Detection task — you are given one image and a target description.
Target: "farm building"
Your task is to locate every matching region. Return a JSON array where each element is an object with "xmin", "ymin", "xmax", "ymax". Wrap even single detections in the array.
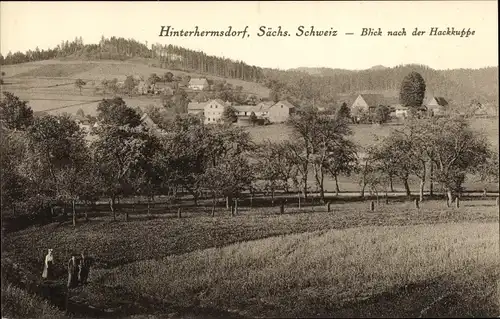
[
  {"xmin": 424, "ymin": 96, "xmax": 448, "ymax": 116},
  {"xmin": 189, "ymin": 78, "xmax": 209, "ymax": 91},
  {"xmin": 268, "ymin": 100, "xmax": 296, "ymax": 123},
  {"xmin": 233, "ymin": 101, "xmax": 273, "ymax": 118},
  {"xmin": 187, "ymin": 102, "xmax": 207, "ymax": 116}
]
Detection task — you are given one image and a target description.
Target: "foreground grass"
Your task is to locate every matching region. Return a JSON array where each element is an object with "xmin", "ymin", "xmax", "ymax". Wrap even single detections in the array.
[
  {"xmin": 3, "ymin": 200, "xmax": 497, "ymax": 275},
  {"xmin": 1, "ymin": 281, "xmax": 67, "ymax": 319},
  {"xmin": 97, "ymin": 222, "xmax": 499, "ymax": 318}
]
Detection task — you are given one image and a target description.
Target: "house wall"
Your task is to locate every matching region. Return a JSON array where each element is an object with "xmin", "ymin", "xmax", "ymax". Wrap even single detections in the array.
[
  {"xmin": 268, "ymin": 102, "xmax": 293, "ymax": 123},
  {"xmin": 204, "ymin": 100, "xmax": 225, "ymax": 124},
  {"xmin": 351, "ymin": 95, "xmax": 369, "ymax": 115},
  {"xmin": 394, "ymin": 109, "xmax": 408, "ymax": 118},
  {"xmin": 189, "ymin": 82, "xmax": 208, "ymax": 91}
]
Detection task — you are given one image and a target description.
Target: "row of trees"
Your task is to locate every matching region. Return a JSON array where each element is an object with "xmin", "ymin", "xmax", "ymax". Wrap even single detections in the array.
[{"xmin": 2, "ymin": 91, "xmax": 497, "ymax": 226}]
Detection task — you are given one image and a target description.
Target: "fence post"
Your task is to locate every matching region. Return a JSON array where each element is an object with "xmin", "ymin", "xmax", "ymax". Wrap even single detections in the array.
[
  {"xmin": 234, "ymin": 199, "xmax": 238, "ymax": 215},
  {"xmin": 177, "ymin": 207, "xmax": 182, "ymax": 219},
  {"xmin": 414, "ymin": 198, "xmax": 420, "ymax": 209},
  {"xmin": 370, "ymin": 201, "xmax": 375, "ymax": 211},
  {"xmin": 280, "ymin": 201, "xmax": 285, "ymax": 215}
]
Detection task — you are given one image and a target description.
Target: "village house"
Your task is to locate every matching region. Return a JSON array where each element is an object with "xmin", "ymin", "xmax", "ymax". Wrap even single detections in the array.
[
  {"xmin": 204, "ymin": 99, "xmax": 231, "ymax": 124},
  {"xmin": 187, "ymin": 101, "xmax": 207, "ymax": 116},
  {"xmin": 351, "ymin": 94, "xmax": 395, "ymax": 114},
  {"xmin": 424, "ymin": 96, "xmax": 448, "ymax": 116},
  {"xmin": 267, "ymin": 100, "xmax": 296, "ymax": 123},
  {"xmin": 188, "ymin": 78, "xmax": 209, "ymax": 91}
]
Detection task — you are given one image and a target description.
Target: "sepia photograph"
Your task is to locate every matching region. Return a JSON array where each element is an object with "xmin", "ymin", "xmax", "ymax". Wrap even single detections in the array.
[{"xmin": 0, "ymin": 1, "xmax": 498, "ymax": 318}]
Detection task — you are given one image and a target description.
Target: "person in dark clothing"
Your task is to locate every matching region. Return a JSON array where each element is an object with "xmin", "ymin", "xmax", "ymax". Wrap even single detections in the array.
[
  {"xmin": 78, "ymin": 250, "xmax": 93, "ymax": 285},
  {"xmin": 67, "ymin": 254, "xmax": 79, "ymax": 289}
]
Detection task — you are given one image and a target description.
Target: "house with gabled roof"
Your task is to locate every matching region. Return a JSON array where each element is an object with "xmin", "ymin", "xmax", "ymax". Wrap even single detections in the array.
[
  {"xmin": 424, "ymin": 95, "xmax": 448, "ymax": 116},
  {"xmin": 187, "ymin": 101, "xmax": 207, "ymax": 116},
  {"xmin": 189, "ymin": 78, "xmax": 209, "ymax": 91},
  {"xmin": 268, "ymin": 100, "xmax": 296, "ymax": 123}
]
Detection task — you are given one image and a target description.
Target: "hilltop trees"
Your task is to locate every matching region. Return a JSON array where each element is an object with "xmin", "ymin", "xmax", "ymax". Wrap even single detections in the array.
[
  {"xmin": 0, "ymin": 92, "xmax": 34, "ymax": 130},
  {"xmin": 399, "ymin": 71, "xmax": 426, "ymax": 109}
]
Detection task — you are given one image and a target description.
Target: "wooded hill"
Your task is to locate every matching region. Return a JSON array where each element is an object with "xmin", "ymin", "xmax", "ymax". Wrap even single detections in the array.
[{"xmin": 1, "ymin": 36, "xmax": 497, "ymax": 110}]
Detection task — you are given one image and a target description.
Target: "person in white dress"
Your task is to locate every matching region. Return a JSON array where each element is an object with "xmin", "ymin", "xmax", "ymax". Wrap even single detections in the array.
[{"xmin": 41, "ymin": 249, "xmax": 54, "ymax": 280}]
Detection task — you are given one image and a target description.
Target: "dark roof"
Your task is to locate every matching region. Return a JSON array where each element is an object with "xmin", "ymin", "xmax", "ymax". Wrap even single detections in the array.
[
  {"xmin": 358, "ymin": 94, "xmax": 393, "ymax": 107},
  {"xmin": 433, "ymin": 97, "xmax": 448, "ymax": 106}
]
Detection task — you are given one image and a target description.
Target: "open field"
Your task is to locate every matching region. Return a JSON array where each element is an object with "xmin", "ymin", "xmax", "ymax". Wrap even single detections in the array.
[
  {"xmin": 2, "ymin": 199, "xmax": 499, "ymax": 317},
  {"xmin": 97, "ymin": 222, "xmax": 499, "ymax": 318}
]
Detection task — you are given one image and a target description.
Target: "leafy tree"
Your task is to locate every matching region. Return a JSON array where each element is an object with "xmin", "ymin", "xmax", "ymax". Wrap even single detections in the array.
[
  {"xmin": 372, "ymin": 105, "xmax": 391, "ymax": 124},
  {"xmin": 249, "ymin": 111, "xmax": 258, "ymax": 126},
  {"xmin": 75, "ymin": 79, "xmax": 86, "ymax": 95},
  {"xmin": 123, "ymin": 75, "xmax": 138, "ymax": 96},
  {"xmin": 222, "ymin": 105, "xmax": 238, "ymax": 123},
  {"xmin": 399, "ymin": 71, "xmax": 426, "ymax": 109},
  {"xmin": 92, "ymin": 97, "xmax": 156, "ymax": 221},
  {"xmin": 253, "ymin": 141, "xmax": 297, "ymax": 201},
  {"xmin": 201, "ymin": 155, "xmax": 254, "ymax": 216},
  {"xmin": 23, "ymin": 114, "xmax": 88, "ymax": 224},
  {"xmin": 0, "ymin": 92, "xmax": 34, "ymax": 130},
  {"xmin": 336, "ymin": 102, "xmax": 351, "ymax": 121},
  {"xmin": 148, "ymin": 73, "xmax": 161, "ymax": 86},
  {"xmin": 163, "ymin": 72, "xmax": 174, "ymax": 82},
  {"xmin": 425, "ymin": 116, "xmax": 490, "ymax": 205},
  {"xmin": 0, "ymin": 127, "xmax": 27, "ymax": 214},
  {"xmin": 96, "ymin": 97, "xmax": 142, "ymax": 127}
]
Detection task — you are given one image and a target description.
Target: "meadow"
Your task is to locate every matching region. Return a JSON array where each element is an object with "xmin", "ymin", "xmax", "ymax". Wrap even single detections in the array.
[{"xmin": 2, "ymin": 198, "xmax": 499, "ymax": 318}]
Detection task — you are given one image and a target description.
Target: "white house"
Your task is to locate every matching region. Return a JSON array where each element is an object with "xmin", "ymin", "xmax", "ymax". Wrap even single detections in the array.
[
  {"xmin": 204, "ymin": 99, "xmax": 230, "ymax": 124},
  {"xmin": 188, "ymin": 78, "xmax": 209, "ymax": 91},
  {"xmin": 268, "ymin": 100, "xmax": 296, "ymax": 123}
]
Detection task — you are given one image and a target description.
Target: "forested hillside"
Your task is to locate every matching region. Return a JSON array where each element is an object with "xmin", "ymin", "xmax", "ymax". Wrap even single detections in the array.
[
  {"xmin": 268, "ymin": 65, "xmax": 499, "ymax": 109},
  {"xmin": 1, "ymin": 36, "xmax": 497, "ymax": 110}
]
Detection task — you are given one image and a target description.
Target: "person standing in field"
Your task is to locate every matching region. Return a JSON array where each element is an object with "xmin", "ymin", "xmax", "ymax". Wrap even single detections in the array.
[
  {"xmin": 41, "ymin": 249, "xmax": 54, "ymax": 280},
  {"xmin": 67, "ymin": 254, "xmax": 79, "ymax": 289},
  {"xmin": 78, "ymin": 250, "xmax": 92, "ymax": 285}
]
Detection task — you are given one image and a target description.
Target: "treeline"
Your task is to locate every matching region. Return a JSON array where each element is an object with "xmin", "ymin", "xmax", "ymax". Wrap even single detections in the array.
[
  {"xmin": 151, "ymin": 43, "xmax": 266, "ymax": 82},
  {"xmin": 1, "ymin": 92, "xmax": 498, "ymax": 226},
  {"xmin": 263, "ymin": 64, "xmax": 498, "ymax": 109},
  {"xmin": 0, "ymin": 36, "xmax": 265, "ymax": 82}
]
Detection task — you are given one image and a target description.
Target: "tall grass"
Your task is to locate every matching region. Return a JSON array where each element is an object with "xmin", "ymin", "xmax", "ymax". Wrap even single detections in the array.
[
  {"xmin": 1, "ymin": 282, "xmax": 67, "ymax": 319},
  {"xmin": 99, "ymin": 222, "xmax": 499, "ymax": 317}
]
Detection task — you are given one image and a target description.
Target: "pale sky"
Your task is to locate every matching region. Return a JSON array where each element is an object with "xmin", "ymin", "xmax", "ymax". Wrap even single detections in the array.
[{"xmin": 1, "ymin": 1, "xmax": 498, "ymax": 70}]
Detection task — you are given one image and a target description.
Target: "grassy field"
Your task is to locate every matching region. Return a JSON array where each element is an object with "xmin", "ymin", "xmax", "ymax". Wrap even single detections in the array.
[
  {"xmin": 1, "ymin": 281, "xmax": 67, "ymax": 319},
  {"xmin": 96, "ymin": 222, "xmax": 499, "ymax": 318},
  {"xmin": 2, "ymin": 199, "xmax": 499, "ymax": 317}
]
